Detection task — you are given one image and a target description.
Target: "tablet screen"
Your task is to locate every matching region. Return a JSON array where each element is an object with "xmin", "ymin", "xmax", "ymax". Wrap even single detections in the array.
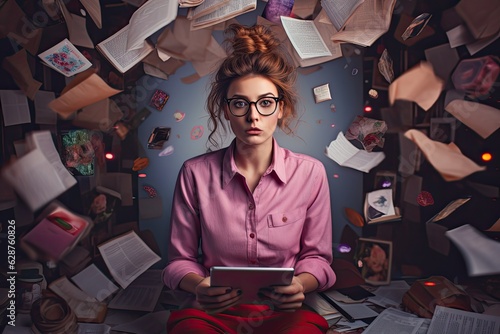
[{"xmin": 210, "ymin": 266, "xmax": 294, "ymax": 304}]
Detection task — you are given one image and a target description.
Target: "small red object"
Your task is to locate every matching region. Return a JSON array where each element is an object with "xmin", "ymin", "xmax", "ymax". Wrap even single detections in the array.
[{"xmin": 417, "ymin": 191, "xmax": 434, "ymax": 206}]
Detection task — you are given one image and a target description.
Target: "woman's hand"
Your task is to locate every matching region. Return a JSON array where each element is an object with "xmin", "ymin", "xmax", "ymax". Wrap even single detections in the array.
[
  {"xmin": 194, "ymin": 277, "xmax": 243, "ymax": 314},
  {"xmin": 259, "ymin": 276, "xmax": 306, "ymax": 311}
]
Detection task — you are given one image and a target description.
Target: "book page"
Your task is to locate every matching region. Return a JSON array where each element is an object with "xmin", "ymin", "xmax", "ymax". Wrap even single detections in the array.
[
  {"xmin": 98, "ymin": 231, "xmax": 161, "ymax": 289},
  {"xmin": 79, "ymin": 0, "xmax": 102, "ymax": 29},
  {"xmin": 321, "ymin": 0, "xmax": 365, "ymax": 31},
  {"xmin": 428, "ymin": 305, "xmax": 500, "ymax": 334},
  {"xmin": 126, "ymin": 0, "xmax": 178, "ymax": 51},
  {"xmin": 325, "ymin": 132, "xmax": 385, "ymax": 173},
  {"xmin": 0, "ymin": 90, "xmax": 31, "ymax": 126},
  {"xmin": 97, "ymin": 25, "xmax": 154, "ymax": 73},
  {"xmin": 280, "ymin": 16, "xmax": 332, "ymax": 59}
]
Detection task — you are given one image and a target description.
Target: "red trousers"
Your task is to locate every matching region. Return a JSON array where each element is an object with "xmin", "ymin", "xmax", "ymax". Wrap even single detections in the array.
[{"xmin": 167, "ymin": 304, "xmax": 328, "ymax": 334}]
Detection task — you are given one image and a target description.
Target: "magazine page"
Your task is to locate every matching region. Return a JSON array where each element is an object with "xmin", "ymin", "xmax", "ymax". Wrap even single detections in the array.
[{"xmin": 38, "ymin": 39, "xmax": 92, "ymax": 77}]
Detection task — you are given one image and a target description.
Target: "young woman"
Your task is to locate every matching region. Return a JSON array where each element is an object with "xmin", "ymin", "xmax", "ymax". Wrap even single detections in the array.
[{"xmin": 163, "ymin": 23, "xmax": 336, "ymax": 333}]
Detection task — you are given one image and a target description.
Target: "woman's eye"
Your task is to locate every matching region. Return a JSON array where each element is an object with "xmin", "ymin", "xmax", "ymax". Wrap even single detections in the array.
[
  {"xmin": 233, "ymin": 100, "xmax": 248, "ymax": 108},
  {"xmin": 259, "ymin": 99, "xmax": 273, "ymax": 107}
]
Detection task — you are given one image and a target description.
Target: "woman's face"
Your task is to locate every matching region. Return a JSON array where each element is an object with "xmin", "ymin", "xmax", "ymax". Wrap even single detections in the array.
[
  {"xmin": 365, "ymin": 244, "xmax": 387, "ymax": 273},
  {"xmin": 225, "ymin": 74, "xmax": 283, "ymax": 148}
]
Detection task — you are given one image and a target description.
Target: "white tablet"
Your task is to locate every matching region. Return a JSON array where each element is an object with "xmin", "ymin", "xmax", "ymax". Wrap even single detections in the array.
[{"xmin": 210, "ymin": 266, "xmax": 294, "ymax": 304}]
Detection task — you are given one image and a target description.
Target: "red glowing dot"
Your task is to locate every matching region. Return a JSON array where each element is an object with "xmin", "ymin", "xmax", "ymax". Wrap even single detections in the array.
[
  {"xmin": 482, "ymin": 153, "xmax": 492, "ymax": 161},
  {"xmin": 138, "ymin": 173, "xmax": 147, "ymax": 178},
  {"xmin": 424, "ymin": 281, "xmax": 436, "ymax": 286},
  {"xmin": 105, "ymin": 153, "xmax": 114, "ymax": 160},
  {"xmin": 364, "ymin": 106, "xmax": 372, "ymax": 112}
]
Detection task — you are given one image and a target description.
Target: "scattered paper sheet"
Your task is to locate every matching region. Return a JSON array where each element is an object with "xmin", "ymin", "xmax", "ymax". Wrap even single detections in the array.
[
  {"xmin": 455, "ymin": 0, "xmax": 500, "ymax": 40},
  {"xmin": 424, "ymin": 43, "xmax": 460, "ymax": 82},
  {"xmin": 445, "ymin": 97, "xmax": 500, "ymax": 139},
  {"xmin": 98, "ymin": 231, "xmax": 161, "ymax": 289},
  {"xmin": 58, "ymin": 0, "xmax": 94, "ymax": 49},
  {"xmin": 330, "ymin": 0, "xmax": 397, "ymax": 47},
  {"xmin": 79, "ymin": 0, "xmax": 102, "ymax": 29},
  {"xmin": 321, "ymin": 0, "xmax": 365, "ymax": 31},
  {"xmin": 126, "ymin": 0, "xmax": 179, "ymax": 51},
  {"xmin": 2, "ymin": 49, "xmax": 42, "ymax": 100},
  {"xmin": 325, "ymin": 132, "xmax": 385, "ymax": 173},
  {"xmin": 107, "ymin": 269, "xmax": 163, "ymax": 312},
  {"xmin": 49, "ymin": 276, "xmax": 107, "ymax": 322},
  {"xmin": 446, "ymin": 224, "xmax": 500, "ymax": 277},
  {"xmin": 71, "ymin": 264, "xmax": 119, "ymax": 302},
  {"xmin": 0, "ymin": 90, "xmax": 32, "ymax": 126},
  {"xmin": 427, "ymin": 305, "xmax": 500, "ymax": 334},
  {"xmin": 362, "ymin": 308, "xmax": 429, "ymax": 334},
  {"xmin": 281, "ymin": 16, "xmax": 332, "ymax": 59},
  {"xmin": 404, "ymin": 129, "xmax": 486, "ymax": 181},
  {"xmin": 446, "ymin": 25, "xmax": 475, "ymax": 48},
  {"xmin": 156, "ymin": 16, "xmax": 226, "ymax": 78},
  {"xmin": 48, "ymin": 69, "xmax": 122, "ymax": 118},
  {"xmin": 389, "ymin": 62, "xmax": 444, "ymax": 111},
  {"xmin": 38, "ymin": 39, "xmax": 92, "ymax": 77}
]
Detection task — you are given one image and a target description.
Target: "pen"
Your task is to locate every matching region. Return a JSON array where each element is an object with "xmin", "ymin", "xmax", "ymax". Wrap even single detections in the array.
[{"xmin": 318, "ymin": 292, "xmax": 355, "ymax": 322}]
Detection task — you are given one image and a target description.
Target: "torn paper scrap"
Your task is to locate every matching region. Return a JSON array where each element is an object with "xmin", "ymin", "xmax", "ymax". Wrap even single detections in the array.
[
  {"xmin": 404, "ymin": 129, "xmax": 486, "ymax": 181},
  {"xmin": 389, "ymin": 61, "xmax": 444, "ymax": 111}
]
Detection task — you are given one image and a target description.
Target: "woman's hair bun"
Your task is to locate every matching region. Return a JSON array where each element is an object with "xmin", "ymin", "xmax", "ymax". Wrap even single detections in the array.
[{"xmin": 226, "ymin": 23, "xmax": 280, "ymax": 55}]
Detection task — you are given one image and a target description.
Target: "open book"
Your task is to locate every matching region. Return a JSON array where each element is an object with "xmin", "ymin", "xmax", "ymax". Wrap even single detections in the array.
[
  {"xmin": 189, "ymin": 0, "xmax": 257, "ymax": 30},
  {"xmin": 364, "ymin": 189, "xmax": 401, "ymax": 224},
  {"xmin": 325, "ymin": 132, "xmax": 385, "ymax": 173},
  {"xmin": 96, "ymin": 0, "xmax": 178, "ymax": 73},
  {"xmin": 1, "ymin": 130, "xmax": 77, "ymax": 211}
]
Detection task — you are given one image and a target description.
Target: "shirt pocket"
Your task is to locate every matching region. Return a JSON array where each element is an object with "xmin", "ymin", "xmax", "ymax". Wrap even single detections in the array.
[{"xmin": 266, "ymin": 208, "xmax": 306, "ymax": 251}]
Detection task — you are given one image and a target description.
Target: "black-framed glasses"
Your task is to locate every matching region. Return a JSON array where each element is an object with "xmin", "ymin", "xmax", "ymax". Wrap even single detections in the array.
[{"xmin": 225, "ymin": 96, "xmax": 281, "ymax": 117}]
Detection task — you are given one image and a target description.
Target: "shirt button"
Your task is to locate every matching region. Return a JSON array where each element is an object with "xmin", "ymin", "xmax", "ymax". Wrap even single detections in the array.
[
  {"xmin": 282, "ymin": 216, "xmax": 288, "ymax": 222},
  {"xmin": 249, "ymin": 233, "xmax": 255, "ymax": 238},
  {"xmin": 249, "ymin": 203, "xmax": 254, "ymax": 210}
]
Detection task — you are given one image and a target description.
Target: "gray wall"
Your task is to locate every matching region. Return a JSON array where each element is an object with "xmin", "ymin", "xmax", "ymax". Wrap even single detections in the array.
[{"xmin": 137, "ymin": 6, "xmax": 363, "ymax": 267}]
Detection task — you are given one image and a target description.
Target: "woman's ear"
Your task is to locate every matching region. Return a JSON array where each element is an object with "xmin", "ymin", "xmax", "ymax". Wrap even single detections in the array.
[
  {"xmin": 277, "ymin": 101, "xmax": 284, "ymax": 119},
  {"xmin": 223, "ymin": 106, "xmax": 230, "ymax": 120}
]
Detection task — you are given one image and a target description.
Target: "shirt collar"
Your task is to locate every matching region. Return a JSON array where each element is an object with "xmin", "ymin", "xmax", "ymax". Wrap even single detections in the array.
[{"xmin": 222, "ymin": 138, "xmax": 287, "ymax": 188}]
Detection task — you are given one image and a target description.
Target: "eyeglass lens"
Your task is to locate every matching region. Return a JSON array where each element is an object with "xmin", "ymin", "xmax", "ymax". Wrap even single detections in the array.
[{"xmin": 228, "ymin": 97, "xmax": 278, "ymax": 116}]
